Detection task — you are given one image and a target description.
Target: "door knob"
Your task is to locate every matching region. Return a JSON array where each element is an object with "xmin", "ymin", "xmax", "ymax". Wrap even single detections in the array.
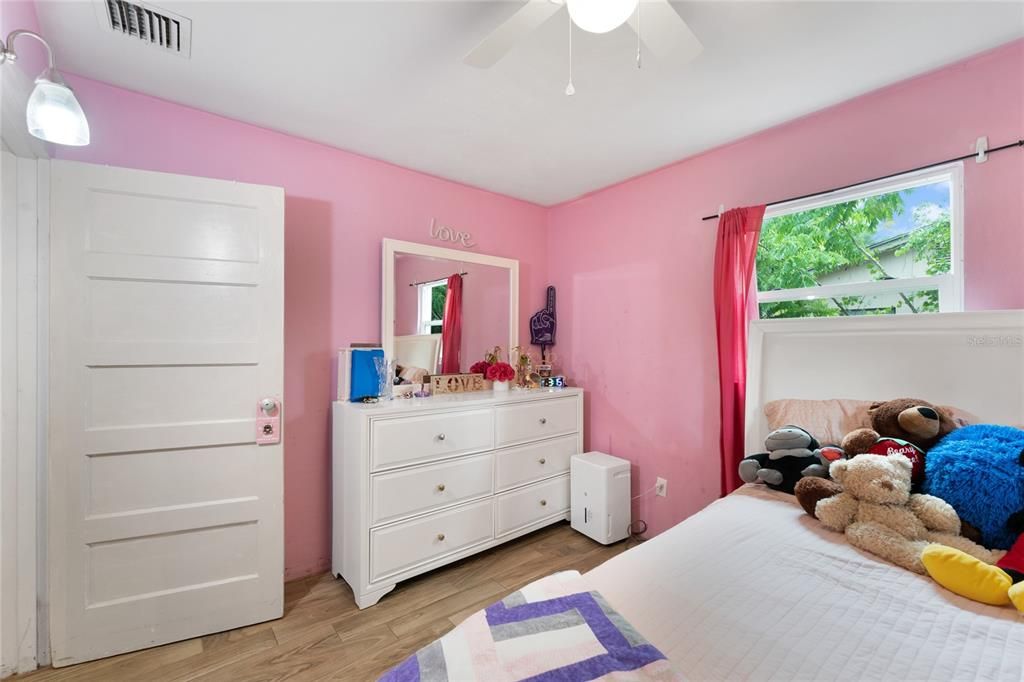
[
  {"xmin": 539, "ymin": 417, "xmax": 547, "ymax": 425},
  {"xmin": 437, "ymin": 433, "xmax": 446, "ymax": 441},
  {"xmin": 437, "ymin": 483, "xmax": 446, "ymax": 492},
  {"xmin": 437, "ymin": 533, "xmax": 446, "ymax": 541},
  {"xmin": 540, "ymin": 499, "xmax": 547, "ymax": 506},
  {"xmin": 538, "ymin": 458, "xmax": 546, "ymax": 465}
]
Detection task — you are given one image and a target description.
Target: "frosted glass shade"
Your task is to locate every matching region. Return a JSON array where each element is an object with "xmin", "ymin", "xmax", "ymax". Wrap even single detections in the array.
[
  {"xmin": 26, "ymin": 78, "xmax": 90, "ymax": 146},
  {"xmin": 567, "ymin": 0, "xmax": 638, "ymax": 34}
]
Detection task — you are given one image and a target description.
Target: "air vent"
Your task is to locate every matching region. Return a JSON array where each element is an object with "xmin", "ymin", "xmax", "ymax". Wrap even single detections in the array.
[{"xmin": 100, "ymin": 0, "xmax": 191, "ymax": 57}]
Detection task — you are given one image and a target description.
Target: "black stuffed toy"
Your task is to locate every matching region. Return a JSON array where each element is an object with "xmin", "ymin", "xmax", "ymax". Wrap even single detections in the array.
[{"xmin": 739, "ymin": 426, "xmax": 829, "ymax": 494}]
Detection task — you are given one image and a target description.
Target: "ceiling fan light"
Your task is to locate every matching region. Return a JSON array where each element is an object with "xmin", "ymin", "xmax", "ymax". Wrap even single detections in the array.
[
  {"xmin": 567, "ymin": 0, "xmax": 638, "ymax": 34},
  {"xmin": 26, "ymin": 70, "xmax": 90, "ymax": 146}
]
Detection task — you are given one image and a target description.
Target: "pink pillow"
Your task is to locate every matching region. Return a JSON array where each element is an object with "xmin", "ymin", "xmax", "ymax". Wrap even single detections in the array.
[
  {"xmin": 764, "ymin": 398, "xmax": 982, "ymax": 446},
  {"xmin": 764, "ymin": 399, "xmax": 872, "ymax": 446}
]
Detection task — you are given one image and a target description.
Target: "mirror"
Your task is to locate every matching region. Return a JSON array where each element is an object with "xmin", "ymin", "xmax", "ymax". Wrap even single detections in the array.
[{"xmin": 382, "ymin": 239, "xmax": 518, "ymax": 382}]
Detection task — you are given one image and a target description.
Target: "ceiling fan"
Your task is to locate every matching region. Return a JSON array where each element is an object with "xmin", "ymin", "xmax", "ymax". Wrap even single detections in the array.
[{"xmin": 463, "ymin": 0, "xmax": 703, "ymax": 69}]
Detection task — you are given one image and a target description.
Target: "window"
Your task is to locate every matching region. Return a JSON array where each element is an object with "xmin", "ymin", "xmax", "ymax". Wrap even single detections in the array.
[
  {"xmin": 755, "ymin": 165, "xmax": 963, "ymax": 319},
  {"xmin": 417, "ymin": 279, "xmax": 447, "ymax": 334}
]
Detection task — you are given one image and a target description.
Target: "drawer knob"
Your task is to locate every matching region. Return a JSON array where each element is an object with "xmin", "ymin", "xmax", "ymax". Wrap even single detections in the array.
[
  {"xmin": 436, "ymin": 483, "xmax": 446, "ymax": 492},
  {"xmin": 540, "ymin": 499, "xmax": 547, "ymax": 507},
  {"xmin": 437, "ymin": 433, "xmax": 446, "ymax": 441},
  {"xmin": 437, "ymin": 533, "xmax": 446, "ymax": 541},
  {"xmin": 539, "ymin": 417, "xmax": 547, "ymax": 425},
  {"xmin": 538, "ymin": 458, "xmax": 547, "ymax": 465}
]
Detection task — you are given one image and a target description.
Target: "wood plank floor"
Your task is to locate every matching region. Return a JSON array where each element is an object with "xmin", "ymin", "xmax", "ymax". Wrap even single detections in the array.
[{"xmin": 18, "ymin": 522, "xmax": 634, "ymax": 682}]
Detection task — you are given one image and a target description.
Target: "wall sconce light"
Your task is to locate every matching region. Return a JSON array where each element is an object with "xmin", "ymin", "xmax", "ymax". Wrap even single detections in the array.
[{"xmin": 1, "ymin": 30, "xmax": 90, "ymax": 146}]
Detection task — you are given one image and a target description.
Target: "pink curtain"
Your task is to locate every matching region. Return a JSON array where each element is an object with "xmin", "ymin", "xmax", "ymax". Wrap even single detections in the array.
[
  {"xmin": 714, "ymin": 205, "xmax": 766, "ymax": 496},
  {"xmin": 440, "ymin": 273, "xmax": 463, "ymax": 374}
]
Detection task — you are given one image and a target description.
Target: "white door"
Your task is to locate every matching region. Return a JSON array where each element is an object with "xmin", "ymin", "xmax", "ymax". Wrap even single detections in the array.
[{"xmin": 47, "ymin": 160, "xmax": 284, "ymax": 666}]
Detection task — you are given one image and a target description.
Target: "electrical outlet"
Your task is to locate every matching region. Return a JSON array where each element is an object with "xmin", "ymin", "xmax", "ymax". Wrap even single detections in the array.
[{"xmin": 655, "ymin": 477, "xmax": 667, "ymax": 497}]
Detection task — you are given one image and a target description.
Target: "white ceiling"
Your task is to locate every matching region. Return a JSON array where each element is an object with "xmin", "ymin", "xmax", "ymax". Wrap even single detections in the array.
[{"xmin": 34, "ymin": 1, "xmax": 1024, "ymax": 205}]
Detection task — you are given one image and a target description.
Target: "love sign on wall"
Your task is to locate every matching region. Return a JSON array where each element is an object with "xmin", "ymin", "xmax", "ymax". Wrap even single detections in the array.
[{"xmin": 429, "ymin": 218, "xmax": 476, "ymax": 248}]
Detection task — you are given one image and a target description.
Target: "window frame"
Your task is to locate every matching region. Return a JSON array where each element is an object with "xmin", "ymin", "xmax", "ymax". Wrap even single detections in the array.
[
  {"xmin": 755, "ymin": 162, "xmax": 965, "ymax": 317},
  {"xmin": 416, "ymin": 278, "xmax": 447, "ymax": 335}
]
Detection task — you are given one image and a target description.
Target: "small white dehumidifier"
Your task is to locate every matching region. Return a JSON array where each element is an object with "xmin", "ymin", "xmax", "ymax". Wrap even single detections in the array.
[{"xmin": 570, "ymin": 452, "xmax": 631, "ymax": 545}]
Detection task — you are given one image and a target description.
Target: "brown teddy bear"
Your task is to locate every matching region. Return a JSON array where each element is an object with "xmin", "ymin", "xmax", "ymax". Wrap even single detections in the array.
[
  {"xmin": 815, "ymin": 453, "xmax": 995, "ymax": 574},
  {"xmin": 795, "ymin": 398, "xmax": 961, "ymax": 518}
]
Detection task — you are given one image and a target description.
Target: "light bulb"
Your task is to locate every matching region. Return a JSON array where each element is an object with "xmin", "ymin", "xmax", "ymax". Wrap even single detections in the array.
[
  {"xmin": 567, "ymin": 0, "xmax": 638, "ymax": 34},
  {"xmin": 26, "ymin": 72, "xmax": 90, "ymax": 146}
]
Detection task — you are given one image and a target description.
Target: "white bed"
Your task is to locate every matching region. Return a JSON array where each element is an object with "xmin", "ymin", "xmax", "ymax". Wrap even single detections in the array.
[
  {"xmin": 585, "ymin": 485, "xmax": 1023, "ymax": 681},
  {"xmin": 584, "ymin": 310, "xmax": 1024, "ymax": 681}
]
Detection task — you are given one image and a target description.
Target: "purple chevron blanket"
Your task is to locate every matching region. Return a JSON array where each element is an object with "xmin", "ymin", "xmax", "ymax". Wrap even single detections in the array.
[{"xmin": 379, "ymin": 571, "xmax": 683, "ymax": 682}]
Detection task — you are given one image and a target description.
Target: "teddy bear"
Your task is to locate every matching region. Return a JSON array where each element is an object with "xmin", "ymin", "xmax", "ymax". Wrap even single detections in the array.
[
  {"xmin": 794, "ymin": 398, "xmax": 962, "ymax": 518},
  {"xmin": 738, "ymin": 426, "xmax": 831, "ymax": 494},
  {"xmin": 919, "ymin": 424, "xmax": 1024, "ymax": 612},
  {"xmin": 841, "ymin": 398, "xmax": 960, "ymax": 483},
  {"xmin": 815, "ymin": 453, "xmax": 996, "ymax": 574}
]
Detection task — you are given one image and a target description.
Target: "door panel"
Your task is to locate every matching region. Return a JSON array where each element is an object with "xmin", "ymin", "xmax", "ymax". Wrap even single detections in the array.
[{"xmin": 48, "ymin": 160, "xmax": 284, "ymax": 666}]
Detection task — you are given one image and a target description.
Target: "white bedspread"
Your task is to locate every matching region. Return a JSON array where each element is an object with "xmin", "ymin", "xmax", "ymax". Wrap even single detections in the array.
[{"xmin": 582, "ymin": 485, "xmax": 1024, "ymax": 681}]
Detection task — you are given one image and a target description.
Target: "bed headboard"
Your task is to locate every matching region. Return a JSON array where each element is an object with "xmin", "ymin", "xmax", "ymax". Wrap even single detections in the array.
[{"xmin": 745, "ymin": 310, "xmax": 1024, "ymax": 453}]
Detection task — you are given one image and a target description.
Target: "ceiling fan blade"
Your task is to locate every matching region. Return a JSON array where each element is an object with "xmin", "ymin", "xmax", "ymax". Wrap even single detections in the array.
[
  {"xmin": 627, "ymin": 0, "xmax": 703, "ymax": 63},
  {"xmin": 463, "ymin": 0, "xmax": 564, "ymax": 68}
]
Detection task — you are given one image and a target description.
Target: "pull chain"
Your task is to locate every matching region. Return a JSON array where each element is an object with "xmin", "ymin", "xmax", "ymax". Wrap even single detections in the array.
[{"xmin": 565, "ymin": 13, "xmax": 575, "ymax": 96}]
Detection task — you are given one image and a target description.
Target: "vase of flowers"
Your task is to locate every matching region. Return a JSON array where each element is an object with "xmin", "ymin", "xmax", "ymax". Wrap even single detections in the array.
[
  {"xmin": 471, "ymin": 346, "xmax": 517, "ymax": 392},
  {"xmin": 486, "ymin": 361, "xmax": 515, "ymax": 392}
]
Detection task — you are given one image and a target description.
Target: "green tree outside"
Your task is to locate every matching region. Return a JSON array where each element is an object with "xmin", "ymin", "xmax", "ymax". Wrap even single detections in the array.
[{"xmin": 756, "ymin": 188, "xmax": 951, "ymax": 319}]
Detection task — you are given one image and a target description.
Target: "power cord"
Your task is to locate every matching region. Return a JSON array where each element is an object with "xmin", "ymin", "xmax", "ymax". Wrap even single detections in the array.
[
  {"xmin": 623, "ymin": 519, "xmax": 648, "ymax": 548},
  {"xmin": 631, "ymin": 484, "xmax": 658, "ymax": 501}
]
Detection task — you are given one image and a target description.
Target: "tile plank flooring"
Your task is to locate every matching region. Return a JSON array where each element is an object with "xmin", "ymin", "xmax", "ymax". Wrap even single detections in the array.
[{"xmin": 18, "ymin": 522, "xmax": 633, "ymax": 682}]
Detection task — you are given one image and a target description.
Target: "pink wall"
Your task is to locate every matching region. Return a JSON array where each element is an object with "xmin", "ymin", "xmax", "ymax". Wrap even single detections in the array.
[
  {"xmin": 8, "ymin": 40, "xmax": 548, "ymax": 577},
  {"xmin": 393, "ymin": 257, "xmax": 510, "ymax": 371},
  {"xmin": 5, "ymin": 0, "xmax": 1022, "ymax": 571},
  {"xmin": 546, "ymin": 39, "xmax": 1024, "ymax": 538}
]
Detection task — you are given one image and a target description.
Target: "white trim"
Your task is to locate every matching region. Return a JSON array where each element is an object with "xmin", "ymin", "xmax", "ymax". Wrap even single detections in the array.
[
  {"xmin": 0, "ymin": 152, "xmax": 45, "ymax": 677},
  {"xmin": 381, "ymin": 239, "xmax": 519, "ymax": 366},
  {"xmin": 764, "ymin": 162, "xmax": 963, "ymax": 219},
  {"xmin": 755, "ymin": 274, "xmax": 949, "ymax": 304},
  {"xmin": 34, "ymin": 160, "xmax": 51, "ymax": 669},
  {"xmin": 758, "ymin": 163, "xmax": 964, "ymax": 316}
]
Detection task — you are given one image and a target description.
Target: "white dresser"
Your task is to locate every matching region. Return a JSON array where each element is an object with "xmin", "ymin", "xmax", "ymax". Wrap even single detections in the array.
[{"xmin": 332, "ymin": 387, "xmax": 583, "ymax": 608}]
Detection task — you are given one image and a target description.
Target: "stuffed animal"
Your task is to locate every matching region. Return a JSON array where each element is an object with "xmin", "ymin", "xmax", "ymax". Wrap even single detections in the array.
[
  {"xmin": 842, "ymin": 398, "xmax": 961, "ymax": 485},
  {"xmin": 738, "ymin": 426, "xmax": 826, "ymax": 494},
  {"xmin": 919, "ymin": 424, "xmax": 1024, "ymax": 612},
  {"xmin": 815, "ymin": 453, "xmax": 996, "ymax": 574},
  {"xmin": 795, "ymin": 398, "xmax": 963, "ymax": 517}
]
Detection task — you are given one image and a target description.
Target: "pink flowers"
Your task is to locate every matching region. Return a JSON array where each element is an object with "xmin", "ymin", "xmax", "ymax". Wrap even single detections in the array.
[
  {"xmin": 469, "ymin": 360, "xmax": 492, "ymax": 375},
  {"xmin": 486, "ymin": 362, "xmax": 516, "ymax": 383}
]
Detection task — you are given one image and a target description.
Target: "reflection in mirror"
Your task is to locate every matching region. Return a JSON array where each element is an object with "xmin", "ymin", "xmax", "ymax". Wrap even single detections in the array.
[{"xmin": 393, "ymin": 253, "xmax": 510, "ymax": 381}]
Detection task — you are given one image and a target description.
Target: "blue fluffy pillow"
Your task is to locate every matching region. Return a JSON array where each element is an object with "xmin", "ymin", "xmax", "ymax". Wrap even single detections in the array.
[{"xmin": 923, "ymin": 424, "xmax": 1024, "ymax": 550}]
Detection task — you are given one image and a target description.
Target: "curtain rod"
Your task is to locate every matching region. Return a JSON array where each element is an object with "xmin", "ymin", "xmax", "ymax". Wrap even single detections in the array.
[
  {"xmin": 408, "ymin": 272, "xmax": 468, "ymax": 287},
  {"xmin": 701, "ymin": 138, "xmax": 1024, "ymax": 222}
]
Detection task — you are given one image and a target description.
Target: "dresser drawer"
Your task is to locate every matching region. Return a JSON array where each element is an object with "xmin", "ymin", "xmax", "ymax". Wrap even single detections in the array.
[
  {"xmin": 495, "ymin": 397, "xmax": 578, "ymax": 447},
  {"xmin": 370, "ymin": 499, "xmax": 493, "ymax": 581},
  {"xmin": 495, "ymin": 475, "xmax": 570, "ymax": 537},
  {"xmin": 371, "ymin": 409, "xmax": 494, "ymax": 470},
  {"xmin": 495, "ymin": 435, "xmax": 578, "ymax": 492},
  {"xmin": 371, "ymin": 453, "xmax": 493, "ymax": 526}
]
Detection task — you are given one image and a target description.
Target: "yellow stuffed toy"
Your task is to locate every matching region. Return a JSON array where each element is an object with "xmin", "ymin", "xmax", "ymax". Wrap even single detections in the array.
[{"xmin": 922, "ymin": 539, "xmax": 1024, "ymax": 612}]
